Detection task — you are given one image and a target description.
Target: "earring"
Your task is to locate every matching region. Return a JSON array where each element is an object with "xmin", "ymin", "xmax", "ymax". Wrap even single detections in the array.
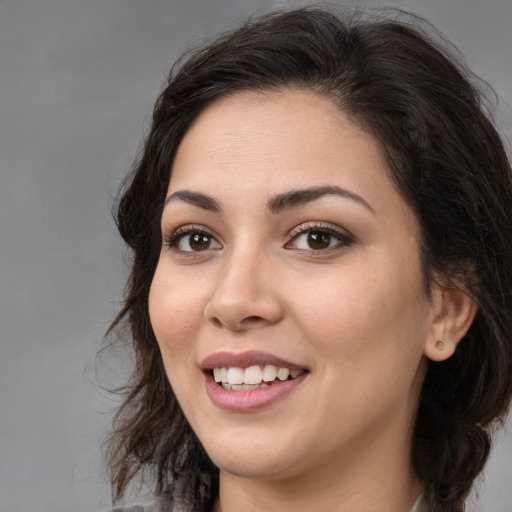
[{"xmin": 435, "ymin": 340, "xmax": 444, "ymax": 350}]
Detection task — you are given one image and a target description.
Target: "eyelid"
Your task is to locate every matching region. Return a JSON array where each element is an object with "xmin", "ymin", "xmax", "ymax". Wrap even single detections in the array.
[
  {"xmin": 164, "ymin": 224, "xmax": 222, "ymax": 252},
  {"xmin": 285, "ymin": 221, "xmax": 355, "ymax": 252},
  {"xmin": 287, "ymin": 221, "xmax": 353, "ymax": 240}
]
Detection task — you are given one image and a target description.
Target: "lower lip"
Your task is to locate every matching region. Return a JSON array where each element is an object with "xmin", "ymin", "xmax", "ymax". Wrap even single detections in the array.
[{"xmin": 204, "ymin": 372, "xmax": 308, "ymax": 411}]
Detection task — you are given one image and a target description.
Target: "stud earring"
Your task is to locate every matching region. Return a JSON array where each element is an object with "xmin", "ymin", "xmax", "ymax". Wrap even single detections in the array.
[{"xmin": 435, "ymin": 340, "xmax": 444, "ymax": 350}]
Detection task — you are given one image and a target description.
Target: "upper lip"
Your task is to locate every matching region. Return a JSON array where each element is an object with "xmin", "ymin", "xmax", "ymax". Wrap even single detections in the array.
[{"xmin": 200, "ymin": 350, "xmax": 307, "ymax": 371}]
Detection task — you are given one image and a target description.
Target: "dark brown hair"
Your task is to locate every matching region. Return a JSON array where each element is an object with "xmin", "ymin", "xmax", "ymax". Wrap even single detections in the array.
[{"xmin": 106, "ymin": 7, "xmax": 512, "ymax": 511}]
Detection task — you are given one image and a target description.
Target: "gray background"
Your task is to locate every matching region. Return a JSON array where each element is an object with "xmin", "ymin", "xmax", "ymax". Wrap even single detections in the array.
[{"xmin": 1, "ymin": 1, "xmax": 511, "ymax": 511}]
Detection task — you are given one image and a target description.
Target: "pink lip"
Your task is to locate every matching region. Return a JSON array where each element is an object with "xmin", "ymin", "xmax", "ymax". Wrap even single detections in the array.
[
  {"xmin": 201, "ymin": 351, "xmax": 309, "ymax": 412},
  {"xmin": 204, "ymin": 372, "xmax": 308, "ymax": 411},
  {"xmin": 200, "ymin": 350, "xmax": 305, "ymax": 371}
]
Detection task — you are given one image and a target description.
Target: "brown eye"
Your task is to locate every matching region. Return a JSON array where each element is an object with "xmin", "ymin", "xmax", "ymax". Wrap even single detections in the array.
[
  {"xmin": 169, "ymin": 229, "xmax": 222, "ymax": 252},
  {"xmin": 306, "ymin": 231, "xmax": 331, "ymax": 250},
  {"xmin": 188, "ymin": 233, "xmax": 212, "ymax": 251},
  {"xmin": 286, "ymin": 224, "xmax": 353, "ymax": 253}
]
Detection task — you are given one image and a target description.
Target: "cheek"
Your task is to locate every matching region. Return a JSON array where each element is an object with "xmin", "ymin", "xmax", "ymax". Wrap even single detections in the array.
[
  {"xmin": 293, "ymin": 266, "xmax": 430, "ymax": 427},
  {"xmin": 148, "ymin": 264, "xmax": 210, "ymax": 415},
  {"xmin": 148, "ymin": 263, "xmax": 206, "ymax": 359},
  {"xmin": 288, "ymin": 256, "xmax": 429, "ymax": 361}
]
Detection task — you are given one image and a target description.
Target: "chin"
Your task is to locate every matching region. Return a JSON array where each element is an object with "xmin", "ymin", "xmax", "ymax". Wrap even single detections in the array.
[
  {"xmin": 213, "ymin": 456, "xmax": 297, "ymax": 481},
  {"xmin": 201, "ymin": 432, "xmax": 301, "ymax": 480}
]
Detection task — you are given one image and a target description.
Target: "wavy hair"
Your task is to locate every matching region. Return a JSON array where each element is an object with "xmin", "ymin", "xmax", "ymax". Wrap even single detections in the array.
[{"xmin": 105, "ymin": 7, "xmax": 512, "ymax": 511}]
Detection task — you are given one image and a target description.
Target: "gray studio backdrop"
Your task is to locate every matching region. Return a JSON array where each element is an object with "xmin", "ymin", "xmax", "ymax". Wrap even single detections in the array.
[{"xmin": 1, "ymin": 1, "xmax": 511, "ymax": 511}]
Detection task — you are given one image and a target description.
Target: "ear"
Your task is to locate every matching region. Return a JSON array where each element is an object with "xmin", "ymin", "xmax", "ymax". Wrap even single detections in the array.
[{"xmin": 423, "ymin": 278, "xmax": 477, "ymax": 362}]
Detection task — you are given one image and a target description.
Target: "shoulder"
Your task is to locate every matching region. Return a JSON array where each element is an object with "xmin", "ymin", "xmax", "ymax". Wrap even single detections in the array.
[
  {"xmin": 107, "ymin": 471, "xmax": 213, "ymax": 512},
  {"xmin": 109, "ymin": 505, "xmax": 159, "ymax": 512}
]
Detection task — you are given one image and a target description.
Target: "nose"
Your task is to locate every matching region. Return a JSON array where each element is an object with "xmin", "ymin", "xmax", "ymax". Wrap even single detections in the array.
[{"xmin": 204, "ymin": 248, "xmax": 284, "ymax": 332}]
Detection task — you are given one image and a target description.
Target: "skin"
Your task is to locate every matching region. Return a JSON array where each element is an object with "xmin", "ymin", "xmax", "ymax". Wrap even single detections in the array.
[{"xmin": 148, "ymin": 89, "xmax": 476, "ymax": 512}]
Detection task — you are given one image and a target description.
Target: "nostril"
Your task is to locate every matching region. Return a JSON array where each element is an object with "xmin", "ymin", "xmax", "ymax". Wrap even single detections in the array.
[
  {"xmin": 210, "ymin": 317, "xmax": 223, "ymax": 328},
  {"xmin": 208, "ymin": 314, "xmax": 264, "ymax": 330},
  {"xmin": 240, "ymin": 315, "xmax": 266, "ymax": 327}
]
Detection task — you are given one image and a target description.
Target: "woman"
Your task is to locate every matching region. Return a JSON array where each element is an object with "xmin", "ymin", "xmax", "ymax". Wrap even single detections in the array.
[{"xmin": 106, "ymin": 7, "xmax": 512, "ymax": 512}]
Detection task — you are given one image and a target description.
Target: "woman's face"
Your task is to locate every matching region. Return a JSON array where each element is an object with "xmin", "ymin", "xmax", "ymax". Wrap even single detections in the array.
[{"xmin": 149, "ymin": 90, "xmax": 438, "ymax": 482}]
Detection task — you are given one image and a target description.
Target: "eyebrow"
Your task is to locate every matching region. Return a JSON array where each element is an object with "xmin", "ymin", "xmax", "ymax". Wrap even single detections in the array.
[
  {"xmin": 164, "ymin": 185, "xmax": 375, "ymax": 215},
  {"xmin": 267, "ymin": 185, "xmax": 375, "ymax": 215},
  {"xmin": 164, "ymin": 190, "xmax": 222, "ymax": 212}
]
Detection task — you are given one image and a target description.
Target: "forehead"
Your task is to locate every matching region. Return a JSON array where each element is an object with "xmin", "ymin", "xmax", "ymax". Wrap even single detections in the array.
[
  {"xmin": 169, "ymin": 89, "xmax": 410, "ymax": 223},
  {"xmin": 173, "ymin": 90, "xmax": 371, "ymax": 173}
]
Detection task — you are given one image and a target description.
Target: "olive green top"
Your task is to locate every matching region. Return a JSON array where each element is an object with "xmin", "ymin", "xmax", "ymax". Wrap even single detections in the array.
[{"xmin": 410, "ymin": 494, "xmax": 425, "ymax": 512}]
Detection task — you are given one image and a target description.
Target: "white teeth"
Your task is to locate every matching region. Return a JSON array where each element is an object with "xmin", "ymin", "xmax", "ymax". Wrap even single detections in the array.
[
  {"xmin": 277, "ymin": 368, "xmax": 290, "ymax": 381},
  {"xmin": 213, "ymin": 367, "xmax": 228, "ymax": 382},
  {"xmin": 244, "ymin": 365, "xmax": 263, "ymax": 385},
  {"xmin": 221, "ymin": 383, "xmax": 269, "ymax": 391},
  {"xmin": 262, "ymin": 364, "xmax": 278, "ymax": 382},
  {"xmin": 226, "ymin": 367, "xmax": 244, "ymax": 385},
  {"xmin": 213, "ymin": 364, "xmax": 305, "ymax": 388}
]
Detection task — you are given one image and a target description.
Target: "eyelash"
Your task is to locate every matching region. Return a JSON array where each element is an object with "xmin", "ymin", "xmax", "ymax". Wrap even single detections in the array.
[
  {"xmin": 163, "ymin": 222, "xmax": 354, "ymax": 255},
  {"xmin": 164, "ymin": 225, "xmax": 221, "ymax": 254},
  {"xmin": 286, "ymin": 222, "xmax": 354, "ymax": 254}
]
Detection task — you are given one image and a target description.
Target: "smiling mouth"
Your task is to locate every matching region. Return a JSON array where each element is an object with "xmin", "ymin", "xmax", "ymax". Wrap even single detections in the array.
[{"xmin": 211, "ymin": 364, "xmax": 307, "ymax": 391}]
